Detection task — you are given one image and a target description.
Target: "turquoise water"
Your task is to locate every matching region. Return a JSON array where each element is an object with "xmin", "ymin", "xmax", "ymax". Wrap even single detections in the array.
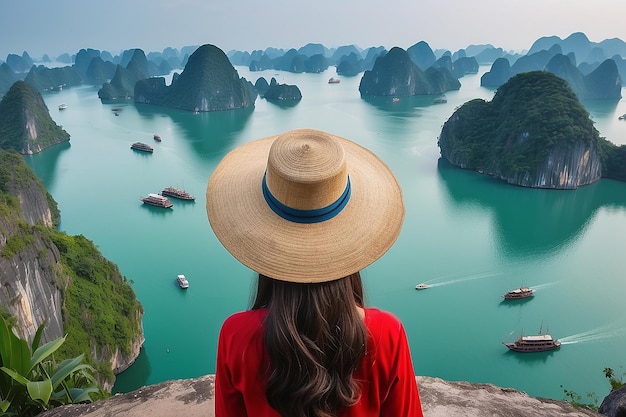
[{"xmin": 26, "ymin": 67, "xmax": 626, "ymax": 403}]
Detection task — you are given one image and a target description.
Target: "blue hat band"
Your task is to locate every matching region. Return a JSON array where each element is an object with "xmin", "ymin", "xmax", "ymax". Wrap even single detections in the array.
[{"xmin": 262, "ymin": 173, "xmax": 351, "ymax": 224}]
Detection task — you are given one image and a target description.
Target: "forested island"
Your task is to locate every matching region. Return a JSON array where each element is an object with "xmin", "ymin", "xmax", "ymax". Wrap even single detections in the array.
[{"xmin": 438, "ymin": 71, "xmax": 626, "ymax": 188}]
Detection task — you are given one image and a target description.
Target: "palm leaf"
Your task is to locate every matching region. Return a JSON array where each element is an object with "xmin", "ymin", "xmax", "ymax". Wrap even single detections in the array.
[
  {"xmin": 10, "ymin": 338, "xmax": 30, "ymax": 377},
  {"xmin": 0, "ymin": 398, "xmax": 10, "ymax": 413},
  {"xmin": 27, "ymin": 379, "xmax": 52, "ymax": 404},
  {"xmin": 31, "ymin": 322, "xmax": 46, "ymax": 352},
  {"xmin": 68, "ymin": 387, "xmax": 99, "ymax": 403},
  {"xmin": 0, "ymin": 317, "xmax": 12, "ymax": 366},
  {"xmin": 0, "ymin": 367, "xmax": 30, "ymax": 386},
  {"xmin": 30, "ymin": 336, "xmax": 66, "ymax": 372},
  {"xmin": 50, "ymin": 355, "xmax": 84, "ymax": 389}
]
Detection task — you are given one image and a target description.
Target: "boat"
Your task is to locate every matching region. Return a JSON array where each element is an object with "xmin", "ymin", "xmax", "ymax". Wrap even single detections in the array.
[
  {"xmin": 131, "ymin": 142, "xmax": 154, "ymax": 153},
  {"xmin": 415, "ymin": 283, "xmax": 429, "ymax": 290},
  {"xmin": 177, "ymin": 274, "xmax": 189, "ymax": 289},
  {"xmin": 502, "ymin": 286, "xmax": 534, "ymax": 300},
  {"xmin": 432, "ymin": 94, "xmax": 447, "ymax": 104},
  {"xmin": 619, "ymin": 114, "xmax": 626, "ymax": 120},
  {"xmin": 141, "ymin": 193, "xmax": 173, "ymax": 208},
  {"xmin": 503, "ymin": 329, "xmax": 561, "ymax": 353},
  {"xmin": 160, "ymin": 186, "xmax": 195, "ymax": 201},
  {"xmin": 392, "ymin": 97, "xmax": 400, "ymax": 102},
  {"xmin": 328, "ymin": 77, "xmax": 340, "ymax": 84},
  {"xmin": 153, "ymin": 134, "xmax": 162, "ymax": 142},
  {"xmin": 58, "ymin": 104, "xmax": 67, "ymax": 110}
]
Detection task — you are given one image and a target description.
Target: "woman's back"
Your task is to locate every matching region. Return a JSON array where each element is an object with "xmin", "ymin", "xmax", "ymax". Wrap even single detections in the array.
[
  {"xmin": 215, "ymin": 307, "xmax": 423, "ymax": 417},
  {"xmin": 207, "ymin": 129, "xmax": 424, "ymax": 417}
]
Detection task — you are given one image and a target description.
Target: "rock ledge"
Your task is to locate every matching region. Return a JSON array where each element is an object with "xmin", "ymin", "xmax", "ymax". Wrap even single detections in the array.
[{"xmin": 38, "ymin": 375, "xmax": 603, "ymax": 417}]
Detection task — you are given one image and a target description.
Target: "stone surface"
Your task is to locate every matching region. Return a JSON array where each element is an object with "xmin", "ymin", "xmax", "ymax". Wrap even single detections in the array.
[
  {"xmin": 37, "ymin": 375, "xmax": 603, "ymax": 417},
  {"xmin": 599, "ymin": 384, "xmax": 626, "ymax": 417}
]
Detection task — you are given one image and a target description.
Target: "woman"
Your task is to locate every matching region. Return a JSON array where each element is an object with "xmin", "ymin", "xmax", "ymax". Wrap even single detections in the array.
[{"xmin": 207, "ymin": 128, "xmax": 423, "ymax": 417}]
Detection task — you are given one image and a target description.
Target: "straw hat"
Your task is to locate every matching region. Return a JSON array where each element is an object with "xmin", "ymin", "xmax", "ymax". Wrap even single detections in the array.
[{"xmin": 206, "ymin": 128, "xmax": 404, "ymax": 283}]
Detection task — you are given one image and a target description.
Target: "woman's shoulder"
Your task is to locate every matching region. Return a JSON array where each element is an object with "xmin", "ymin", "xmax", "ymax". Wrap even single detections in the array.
[
  {"xmin": 364, "ymin": 307, "xmax": 406, "ymax": 337},
  {"xmin": 364, "ymin": 307, "xmax": 402, "ymax": 324},
  {"xmin": 220, "ymin": 309, "xmax": 266, "ymax": 336}
]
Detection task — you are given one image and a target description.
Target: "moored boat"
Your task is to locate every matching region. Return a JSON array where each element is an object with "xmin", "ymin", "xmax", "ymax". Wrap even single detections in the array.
[
  {"xmin": 502, "ymin": 286, "xmax": 534, "ymax": 299},
  {"xmin": 131, "ymin": 142, "xmax": 154, "ymax": 153},
  {"xmin": 432, "ymin": 94, "xmax": 447, "ymax": 104},
  {"xmin": 161, "ymin": 186, "xmax": 195, "ymax": 201},
  {"xmin": 177, "ymin": 274, "xmax": 189, "ymax": 289},
  {"xmin": 503, "ymin": 331, "xmax": 561, "ymax": 353},
  {"xmin": 153, "ymin": 134, "xmax": 162, "ymax": 142},
  {"xmin": 141, "ymin": 193, "xmax": 173, "ymax": 208}
]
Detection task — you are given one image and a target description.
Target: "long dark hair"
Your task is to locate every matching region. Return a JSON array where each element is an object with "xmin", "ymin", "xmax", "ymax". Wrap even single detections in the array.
[{"xmin": 252, "ymin": 273, "xmax": 367, "ymax": 417}]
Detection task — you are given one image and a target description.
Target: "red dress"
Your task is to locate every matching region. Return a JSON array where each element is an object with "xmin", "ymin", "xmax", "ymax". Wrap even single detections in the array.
[{"xmin": 215, "ymin": 307, "xmax": 424, "ymax": 417}]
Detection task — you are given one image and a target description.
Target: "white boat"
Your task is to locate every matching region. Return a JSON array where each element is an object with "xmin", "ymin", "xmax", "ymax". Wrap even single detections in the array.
[
  {"xmin": 503, "ymin": 331, "xmax": 560, "ymax": 352},
  {"xmin": 141, "ymin": 193, "xmax": 173, "ymax": 208},
  {"xmin": 177, "ymin": 274, "xmax": 189, "ymax": 289},
  {"xmin": 415, "ymin": 283, "xmax": 429, "ymax": 290},
  {"xmin": 432, "ymin": 94, "xmax": 447, "ymax": 104},
  {"xmin": 502, "ymin": 286, "xmax": 534, "ymax": 299},
  {"xmin": 58, "ymin": 104, "xmax": 67, "ymax": 110},
  {"xmin": 161, "ymin": 186, "xmax": 195, "ymax": 201}
]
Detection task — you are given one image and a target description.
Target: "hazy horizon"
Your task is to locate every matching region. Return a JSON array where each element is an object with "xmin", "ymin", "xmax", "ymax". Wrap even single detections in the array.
[{"xmin": 1, "ymin": 0, "xmax": 625, "ymax": 60}]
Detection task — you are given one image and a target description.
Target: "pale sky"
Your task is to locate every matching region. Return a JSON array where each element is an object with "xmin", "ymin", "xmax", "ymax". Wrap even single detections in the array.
[{"xmin": 1, "ymin": 0, "xmax": 625, "ymax": 60}]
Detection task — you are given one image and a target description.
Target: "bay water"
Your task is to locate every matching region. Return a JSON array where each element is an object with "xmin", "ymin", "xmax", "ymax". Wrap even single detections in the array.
[{"xmin": 26, "ymin": 66, "xmax": 626, "ymax": 403}]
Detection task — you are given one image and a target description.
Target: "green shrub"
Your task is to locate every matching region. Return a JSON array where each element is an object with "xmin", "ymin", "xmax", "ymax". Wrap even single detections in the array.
[{"xmin": 0, "ymin": 316, "xmax": 101, "ymax": 416}]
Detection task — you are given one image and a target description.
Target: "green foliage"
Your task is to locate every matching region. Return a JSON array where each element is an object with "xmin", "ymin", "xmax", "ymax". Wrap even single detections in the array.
[
  {"xmin": 0, "ymin": 316, "xmax": 101, "ymax": 416},
  {"xmin": 603, "ymin": 367, "xmax": 625, "ymax": 392},
  {"xmin": 41, "ymin": 230, "xmax": 143, "ymax": 379},
  {"xmin": 560, "ymin": 366, "xmax": 625, "ymax": 412},
  {"xmin": 597, "ymin": 138, "xmax": 626, "ymax": 181},
  {"xmin": 560, "ymin": 385, "xmax": 598, "ymax": 411},
  {"xmin": 1, "ymin": 221, "xmax": 35, "ymax": 258},
  {"xmin": 0, "ymin": 150, "xmax": 38, "ymax": 189}
]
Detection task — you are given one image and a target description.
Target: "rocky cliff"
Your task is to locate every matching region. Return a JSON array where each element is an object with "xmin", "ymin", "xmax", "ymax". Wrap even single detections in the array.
[
  {"xmin": 439, "ymin": 71, "xmax": 602, "ymax": 189},
  {"xmin": 500, "ymin": 139, "xmax": 602, "ymax": 188},
  {"xmin": 37, "ymin": 374, "xmax": 606, "ymax": 417},
  {"xmin": 0, "ymin": 150, "xmax": 143, "ymax": 389},
  {"xmin": 599, "ymin": 384, "xmax": 626, "ymax": 417},
  {"xmin": 0, "ymin": 81, "xmax": 70, "ymax": 154},
  {"xmin": 0, "ymin": 150, "xmax": 62, "ymax": 341},
  {"xmin": 0, "ymin": 209, "xmax": 66, "ymax": 345}
]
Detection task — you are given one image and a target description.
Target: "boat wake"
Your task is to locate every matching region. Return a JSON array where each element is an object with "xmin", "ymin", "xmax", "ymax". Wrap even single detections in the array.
[
  {"xmin": 529, "ymin": 281, "xmax": 559, "ymax": 291},
  {"xmin": 560, "ymin": 321, "xmax": 626, "ymax": 345},
  {"xmin": 426, "ymin": 271, "xmax": 501, "ymax": 288}
]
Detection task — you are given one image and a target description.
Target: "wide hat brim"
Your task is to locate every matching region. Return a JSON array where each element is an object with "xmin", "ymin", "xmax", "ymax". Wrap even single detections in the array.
[{"xmin": 206, "ymin": 129, "xmax": 404, "ymax": 283}]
